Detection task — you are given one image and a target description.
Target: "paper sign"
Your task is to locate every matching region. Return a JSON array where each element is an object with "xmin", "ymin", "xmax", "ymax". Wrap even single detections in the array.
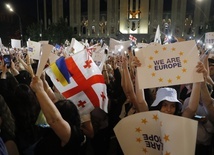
[
  {"xmin": 136, "ymin": 40, "xmax": 204, "ymax": 89},
  {"xmin": 36, "ymin": 44, "xmax": 53, "ymax": 77},
  {"xmin": 39, "ymin": 40, "xmax": 49, "ymax": 45},
  {"xmin": 136, "ymin": 43, "xmax": 149, "ymax": 48},
  {"xmin": 27, "ymin": 41, "xmax": 41, "ymax": 60},
  {"xmin": 109, "ymin": 38, "xmax": 131, "ymax": 53},
  {"xmin": 114, "ymin": 111, "xmax": 197, "ymax": 155},
  {"xmin": 11, "ymin": 39, "xmax": 21, "ymax": 48},
  {"xmin": 204, "ymin": 32, "xmax": 214, "ymax": 49}
]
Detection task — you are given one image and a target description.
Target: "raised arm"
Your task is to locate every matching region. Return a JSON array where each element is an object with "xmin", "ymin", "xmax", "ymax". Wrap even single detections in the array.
[
  {"xmin": 132, "ymin": 56, "xmax": 149, "ymax": 112},
  {"xmin": 30, "ymin": 76, "xmax": 71, "ymax": 146},
  {"xmin": 121, "ymin": 56, "xmax": 148, "ymax": 112},
  {"xmin": 198, "ymin": 50, "xmax": 214, "ymax": 122},
  {"xmin": 40, "ymin": 71, "xmax": 58, "ymax": 103},
  {"xmin": 182, "ymin": 61, "xmax": 207, "ymax": 118},
  {"xmin": 17, "ymin": 52, "xmax": 34, "ymax": 77}
]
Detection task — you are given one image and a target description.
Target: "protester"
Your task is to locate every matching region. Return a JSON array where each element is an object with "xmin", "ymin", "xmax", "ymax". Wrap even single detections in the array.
[
  {"xmin": 123, "ymin": 51, "xmax": 207, "ymax": 118},
  {"xmin": 182, "ymin": 54, "xmax": 214, "ymax": 155},
  {"xmin": 30, "ymin": 76, "xmax": 85, "ymax": 155},
  {"xmin": 0, "ymin": 35, "xmax": 212, "ymax": 155},
  {"xmin": 0, "ymin": 95, "xmax": 19, "ymax": 155}
]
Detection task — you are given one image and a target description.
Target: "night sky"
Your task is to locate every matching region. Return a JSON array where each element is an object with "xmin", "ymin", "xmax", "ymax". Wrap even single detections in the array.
[{"xmin": 9, "ymin": 0, "xmax": 38, "ymax": 21}]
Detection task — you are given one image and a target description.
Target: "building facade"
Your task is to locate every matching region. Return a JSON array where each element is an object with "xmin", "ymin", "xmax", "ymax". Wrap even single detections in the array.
[{"xmin": 37, "ymin": 0, "xmax": 213, "ymax": 42}]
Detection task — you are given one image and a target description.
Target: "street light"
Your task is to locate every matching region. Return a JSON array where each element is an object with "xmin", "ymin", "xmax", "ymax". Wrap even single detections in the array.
[{"xmin": 5, "ymin": 4, "xmax": 23, "ymax": 46}]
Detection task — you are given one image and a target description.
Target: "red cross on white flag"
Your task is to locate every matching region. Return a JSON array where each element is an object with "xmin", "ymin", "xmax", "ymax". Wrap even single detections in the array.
[
  {"xmin": 129, "ymin": 35, "xmax": 137, "ymax": 43},
  {"xmin": 86, "ymin": 43, "xmax": 99, "ymax": 57},
  {"xmin": 46, "ymin": 49, "xmax": 108, "ymax": 115}
]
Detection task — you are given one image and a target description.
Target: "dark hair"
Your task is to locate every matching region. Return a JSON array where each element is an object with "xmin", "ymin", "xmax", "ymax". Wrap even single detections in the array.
[
  {"xmin": 149, "ymin": 101, "xmax": 181, "ymax": 116},
  {"xmin": 0, "ymin": 95, "xmax": 16, "ymax": 138},
  {"xmin": 55, "ymin": 100, "xmax": 81, "ymax": 128},
  {"xmin": 13, "ymin": 84, "xmax": 41, "ymax": 147},
  {"xmin": 13, "ymin": 84, "xmax": 40, "ymax": 119}
]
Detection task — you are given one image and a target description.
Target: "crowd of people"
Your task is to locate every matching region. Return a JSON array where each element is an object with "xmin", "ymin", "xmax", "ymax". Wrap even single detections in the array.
[{"xmin": 0, "ymin": 38, "xmax": 213, "ymax": 155}]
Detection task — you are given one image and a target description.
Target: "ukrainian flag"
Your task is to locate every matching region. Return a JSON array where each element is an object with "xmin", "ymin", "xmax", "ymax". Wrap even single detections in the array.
[{"xmin": 50, "ymin": 57, "xmax": 70, "ymax": 86}]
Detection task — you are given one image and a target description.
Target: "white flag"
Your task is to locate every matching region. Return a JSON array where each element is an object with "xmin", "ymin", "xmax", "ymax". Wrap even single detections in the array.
[
  {"xmin": 154, "ymin": 25, "xmax": 161, "ymax": 44},
  {"xmin": 69, "ymin": 38, "xmax": 85, "ymax": 54}
]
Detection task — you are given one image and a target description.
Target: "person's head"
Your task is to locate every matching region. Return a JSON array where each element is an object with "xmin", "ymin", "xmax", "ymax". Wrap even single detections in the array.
[
  {"xmin": 55, "ymin": 99, "xmax": 81, "ymax": 128},
  {"xmin": 13, "ymin": 84, "xmax": 40, "ymax": 123},
  {"xmin": 0, "ymin": 95, "xmax": 15, "ymax": 138},
  {"xmin": 149, "ymin": 87, "xmax": 182, "ymax": 115}
]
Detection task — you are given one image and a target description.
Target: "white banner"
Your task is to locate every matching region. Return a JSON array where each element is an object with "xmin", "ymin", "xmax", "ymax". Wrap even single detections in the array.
[
  {"xmin": 204, "ymin": 32, "xmax": 214, "ymax": 49},
  {"xmin": 109, "ymin": 38, "xmax": 131, "ymax": 54},
  {"xmin": 11, "ymin": 39, "xmax": 21, "ymax": 48}
]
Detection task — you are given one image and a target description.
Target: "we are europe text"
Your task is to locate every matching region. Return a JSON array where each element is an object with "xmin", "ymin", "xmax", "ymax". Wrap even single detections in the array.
[{"xmin": 153, "ymin": 57, "xmax": 182, "ymax": 71}]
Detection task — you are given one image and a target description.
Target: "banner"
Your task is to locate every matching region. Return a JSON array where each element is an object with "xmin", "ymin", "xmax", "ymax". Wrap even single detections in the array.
[
  {"xmin": 204, "ymin": 32, "xmax": 214, "ymax": 49},
  {"xmin": 46, "ymin": 50, "xmax": 108, "ymax": 115},
  {"xmin": 109, "ymin": 38, "xmax": 131, "ymax": 54},
  {"xmin": 136, "ymin": 40, "xmax": 204, "ymax": 89},
  {"xmin": 92, "ymin": 44, "xmax": 108, "ymax": 71},
  {"xmin": 27, "ymin": 40, "xmax": 41, "ymax": 60},
  {"xmin": 114, "ymin": 111, "xmax": 197, "ymax": 155},
  {"xmin": 11, "ymin": 39, "xmax": 21, "ymax": 48}
]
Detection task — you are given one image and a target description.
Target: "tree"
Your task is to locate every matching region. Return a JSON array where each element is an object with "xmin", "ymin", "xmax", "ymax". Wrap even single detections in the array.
[{"xmin": 26, "ymin": 18, "xmax": 73, "ymax": 45}]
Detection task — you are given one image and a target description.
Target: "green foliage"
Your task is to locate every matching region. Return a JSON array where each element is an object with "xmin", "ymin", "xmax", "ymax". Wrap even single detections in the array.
[
  {"xmin": 25, "ymin": 23, "xmax": 42, "ymax": 42},
  {"xmin": 26, "ymin": 17, "xmax": 73, "ymax": 45}
]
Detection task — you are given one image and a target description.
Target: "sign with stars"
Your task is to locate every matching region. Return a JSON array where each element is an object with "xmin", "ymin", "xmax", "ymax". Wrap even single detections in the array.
[
  {"xmin": 114, "ymin": 111, "xmax": 197, "ymax": 155},
  {"xmin": 27, "ymin": 40, "xmax": 41, "ymax": 60},
  {"xmin": 135, "ymin": 40, "xmax": 204, "ymax": 89}
]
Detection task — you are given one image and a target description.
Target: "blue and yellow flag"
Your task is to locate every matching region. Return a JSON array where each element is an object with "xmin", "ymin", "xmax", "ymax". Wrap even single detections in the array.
[{"xmin": 50, "ymin": 57, "xmax": 71, "ymax": 86}]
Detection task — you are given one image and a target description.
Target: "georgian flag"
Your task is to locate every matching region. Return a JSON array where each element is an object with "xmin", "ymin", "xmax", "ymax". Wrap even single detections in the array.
[
  {"xmin": 46, "ymin": 49, "xmax": 108, "ymax": 115},
  {"xmin": 129, "ymin": 35, "xmax": 137, "ymax": 43}
]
